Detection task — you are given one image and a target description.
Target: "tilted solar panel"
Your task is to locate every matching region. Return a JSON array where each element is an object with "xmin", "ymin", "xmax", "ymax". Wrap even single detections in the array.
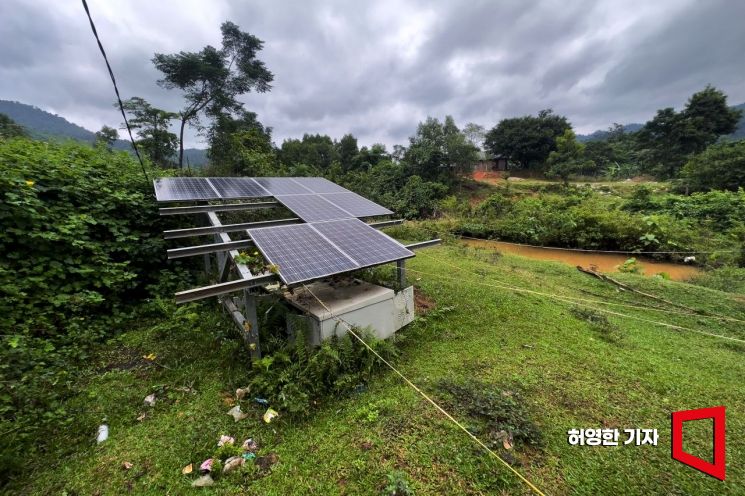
[
  {"xmin": 254, "ymin": 177, "xmax": 313, "ymax": 195},
  {"xmin": 208, "ymin": 177, "xmax": 269, "ymax": 198},
  {"xmin": 320, "ymin": 192, "xmax": 393, "ymax": 217},
  {"xmin": 310, "ymin": 218, "xmax": 413, "ymax": 267},
  {"xmin": 153, "ymin": 177, "xmax": 220, "ymax": 202},
  {"xmin": 275, "ymin": 194, "xmax": 353, "ymax": 222},
  {"xmin": 247, "ymin": 224, "xmax": 358, "ymax": 284},
  {"xmin": 292, "ymin": 177, "xmax": 350, "ymax": 194}
]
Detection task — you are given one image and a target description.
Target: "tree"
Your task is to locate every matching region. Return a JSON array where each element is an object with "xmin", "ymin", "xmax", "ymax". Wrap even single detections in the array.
[
  {"xmin": 404, "ymin": 116, "xmax": 478, "ymax": 180},
  {"xmin": 0, "ymin": 113, "xmax": 28, "ymax": 140},
  {"xmin": 121, "ymin": 97, "xmax": 178, "ymax": 167},
  {"xmin": 545, "ymin": 129, "xmax": 593, "ymax": 183},
  {"xmin": 278, "ymin": 134, "xmax": 339, "ymax": 170},
  {"xmin": 463, "ymin": 122, "xmax": 486, "ymax": 150},
  {"xmin": 637, "ymin": 86, "xmax": 742, "ymax": 178},
  {"xmin": 336, "ymin": 134, "xmax": 359, "ymax": 171},
  {"xmin": 681, "ymin": 141, "xmax": 745, "ymax": 192},
  {"xmin": 95, "ymin": 125, "xmax": 119, "ymax": 149},
  {"xmin": 153, "ymin": 21, "xmax": 273, "ymax": 168},
  {"xmin": 484, "ymin": 109, "xmax": 570, "ymax": 169},
  {"xmin": 206, "ymin": 109, "xmax": 272, "ymax": 168}
]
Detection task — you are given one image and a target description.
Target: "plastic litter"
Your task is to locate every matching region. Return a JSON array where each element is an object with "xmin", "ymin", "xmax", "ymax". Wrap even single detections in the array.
[
  {"xmin": 136, "ymin": 412, "xmax": 147, "ymax": 422},
  {"xmin": 684, "ymin": 256, "xmax": 696, "ymax": 263},
  {"xmin": 222, "ymin": 456, "xmax": 245, "ymax": 473},
  {"xmin": 241, "ymin": 452, "xmax": 256, "ymax": 461},
  {"xmin": 235, "ymin": 386, "xmax": 251, "ymax": 400},
  {"xmin": 122, "ymin": 461, "xmax": 133, "ymax": 470},
  {"xmin": 143, "ymin": 393, "xmax": 156, "ymax": 407},
  {"xmin": 218, "ymin": 435, "xmax": 235, "ymax": 447},
  {"xmin": 192, "ymin": 474, "xmax": 214, "ymax": 487},
  {"xmin": 96, "ymin": 422, "xmax": 109, "ymax": 444},
  {"xmin": 199, "ymin": 458, "xmax": 213, "ymax": 474},
  {"xmin": 182, "ymin": 463, "xmax": 193, "ymax": 475},
  {"xmin": 254, "ymin": 397, "xmax": 269, "ymax": 406},
  {"xmin": 263, "ymin": 408, "xmax": 279, "ymax": 423},
  {"xmin": 241, "ymin": 438, "xmax": 258, "ymax": 453},
  {"xmin": 227, "ymin": 405, "xmax": 249, "ymax": 422}
]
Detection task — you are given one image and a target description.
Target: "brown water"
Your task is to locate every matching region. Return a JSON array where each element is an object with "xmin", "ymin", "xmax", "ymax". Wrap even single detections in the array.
[{"xmin": 463, "ymin": 239, "xmax": 702, "ymax": 281}]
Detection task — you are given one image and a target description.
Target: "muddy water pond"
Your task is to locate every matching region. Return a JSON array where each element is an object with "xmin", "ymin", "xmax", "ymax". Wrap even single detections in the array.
[{"xmin": 462, "ymin": 239, "xmax": 702, "ymax": 281}]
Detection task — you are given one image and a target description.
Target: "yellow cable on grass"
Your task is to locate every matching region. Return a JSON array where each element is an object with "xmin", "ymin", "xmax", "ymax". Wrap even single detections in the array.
[{"xmin": 301, "ymin": 284, "xmax": 548, "ymax": 496}]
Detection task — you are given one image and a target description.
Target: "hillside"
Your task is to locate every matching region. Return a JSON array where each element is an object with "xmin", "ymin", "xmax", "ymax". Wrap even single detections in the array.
[
  {"xmin": 0, "ymin": 100, "xmax": 208, "ymax": 166},
  {"xmin": 578, "ymin": 102, "xmax": 745, "ymax": 142}
]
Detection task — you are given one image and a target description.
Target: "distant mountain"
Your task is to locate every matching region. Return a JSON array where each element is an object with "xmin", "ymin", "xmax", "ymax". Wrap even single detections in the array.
[
  {"xmin": 0, "ymin": 100, "xmax": 208, "ymax": 166},
  {"xmin": 578, "ymin": 102, "xmax": 745, "ymax": 142}
]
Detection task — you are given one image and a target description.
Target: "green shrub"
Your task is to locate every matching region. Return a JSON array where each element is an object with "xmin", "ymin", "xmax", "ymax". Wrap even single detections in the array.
[{"xmin": 0, "ymin": 138, "xmax": 163, "ymax": 471}]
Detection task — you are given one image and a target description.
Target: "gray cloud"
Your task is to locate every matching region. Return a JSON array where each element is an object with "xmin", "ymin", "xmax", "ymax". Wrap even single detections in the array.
[{"xmin": 1, "ymin": 0, "xmax": 743, "ymax": 149}]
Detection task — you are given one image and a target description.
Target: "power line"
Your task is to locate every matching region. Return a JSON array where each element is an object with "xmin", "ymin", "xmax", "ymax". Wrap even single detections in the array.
[
  {"xmin": 300, "ymin": 283, "xmax": 548, "ymax": 496},
  {"xmin": 81, "ymin": 0, "xmax": 149, "ymax": 184}
]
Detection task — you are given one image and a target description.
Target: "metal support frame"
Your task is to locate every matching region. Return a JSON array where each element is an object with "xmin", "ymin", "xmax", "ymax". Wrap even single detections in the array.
[
  {"xmin": 159, "ymin": 201, "xmax": 279, "ymax": 216},
  {"xmin": 167, "ymin": 239, "xmax": 254, "ymax": 259},
  {"xmin": 163, "ymin": 217, "xmax": 301, "ymax": 239},
  {"xmin": 396, "ymin": 259, "xmax": 406, "ymax": 287}
]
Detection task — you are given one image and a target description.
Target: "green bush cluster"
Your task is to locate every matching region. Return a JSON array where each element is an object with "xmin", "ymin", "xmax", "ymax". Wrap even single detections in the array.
[
  {"xmin": 0, "ymin": 138, "xmax": 164, "ymax": 463},
  {"xmin": 445, "ymin": 185, "xmax": 743, "ymax": 266}
]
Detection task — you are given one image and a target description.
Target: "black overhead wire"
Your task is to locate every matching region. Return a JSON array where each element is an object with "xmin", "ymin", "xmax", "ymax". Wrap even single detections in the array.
[{"xmin": 81, "ymin": 0, "xmax": 150, "ymax": 184}]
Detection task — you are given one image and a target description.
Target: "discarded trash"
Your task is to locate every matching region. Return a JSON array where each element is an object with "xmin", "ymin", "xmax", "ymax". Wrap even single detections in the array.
[
  {"xmin": 143, "ymin": 353, "xmax": 157, "ymax": 361},
  {"xmin": 496, "ymin": 430, "xmax": 514, "ymax": 450},
  {"xmin": 254, "ymin": 397, "xmax": 269, "ymax": 406},
  {"xmin": 263, "ymin": 408, "xmax": 279, "ymax": 423},
  {"xmin": 122, "ymin": 461, "xmax": 133, "ymax": 470},
  {"xmin": 199, "ymin": 458, "xmax": 213, "ymax": 473},
  {"xmin": 222, "ymin": 456, "xmax": 245, "ymax": 474},
  {"xmin": 182, "ymin": 463, "xmax": 193, "ymax": 475},
  {"xmin": 218, "ymin": 435, "xmax": 235, "ymax": 447},
  {"xmin": 354, "ymin": 383, "xmax": 367, "ymax": 394},
  {"xmin": 684, "ymin": 256, "xmax": 696, "ymax": 263},
  {"xmin": 241, "ymin": 452, "xmax": 256, "ymax": 461},
  {"xmin": 96, "ymin": 422, "xmax": 109, "ymax": 444},
  {"xmin": 143, "ymin": 394, "xmax": 156, "ymax": 407},
  {"xmin": 136, "ymin": 413, "xmax": 147, "ymax": 422},
  {"xmin": 236, "ymin": 386, "xmax": 251, "ymax": 400},
  {"xmin": 192, "ymin": 474, "xmax": 214, "ymax": 487},
  {"xmin": 241, "ymin": 438, "xmax": 258, "ymax": 453},
  {"xmin": 227, "ymin": 405, "xmax": 249, "ymax": 422}
]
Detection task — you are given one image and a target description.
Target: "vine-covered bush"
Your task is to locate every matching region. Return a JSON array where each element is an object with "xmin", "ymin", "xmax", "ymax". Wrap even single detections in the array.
[{"xmin": 0, "ymin": 138, "xmax": 163, "ymax": 463}]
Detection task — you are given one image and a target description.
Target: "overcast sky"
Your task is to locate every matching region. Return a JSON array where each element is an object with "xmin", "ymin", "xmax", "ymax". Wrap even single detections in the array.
[{"xmin": 1, "ymin": 0, "xmax": 743, "ymax": 149}]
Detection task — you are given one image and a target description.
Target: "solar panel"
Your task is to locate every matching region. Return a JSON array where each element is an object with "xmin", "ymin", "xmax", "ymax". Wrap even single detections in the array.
[
  {"xmin": 310, "ymin": 218, "xmax": 413, "ymax": 267},
  {"xmin": 292, "ymin": 177, "xmax": 350, "ymax": 194},
  {"xmin": 275, "ymin": 194, "xmax": 353, "ymax": 222},
  {"xmin": 153, "ymin": 177, "xmax": 220, "ymax": 202},
  {"xmin": 207, "ymin": 177, "xmax": 269, "ymax": 198},
  {"xmin": 247, "ymin": 224, "xmax": 358, "ymax": 284},
  {"xmin": 254, "ymin": 177, "xmax": 313, "ymax": 195},
  {"xmin": 320, "ymin": 192, "xmax": 392, "ymax": 217}
]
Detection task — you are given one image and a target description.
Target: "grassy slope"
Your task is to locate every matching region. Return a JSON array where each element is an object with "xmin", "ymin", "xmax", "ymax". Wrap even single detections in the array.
[{"xmin": 16, "ymin": 244, "xmax": 745, "ymax": 495}]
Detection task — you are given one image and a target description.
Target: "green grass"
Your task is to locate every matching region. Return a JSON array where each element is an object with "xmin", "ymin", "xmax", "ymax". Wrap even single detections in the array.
[{"xmin": 11, "ymin": 244, "xmax": 745, "ymax": 495}]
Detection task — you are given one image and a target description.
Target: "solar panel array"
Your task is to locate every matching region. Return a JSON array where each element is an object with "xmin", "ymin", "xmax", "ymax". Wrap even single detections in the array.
[
  {"xmin": 153, "ymin": 177, "xmax": 222, "ymax": 201},
  {"xmin": 320, "ymin": 192, "xmax": 393, "ymax": 217},
  {"xmin": 274, "ymin": 194, "xmax": 351, "ymax": 223},
  {"xmin": 209, "ymin": 177, "xmax": 269, "ymax": 198},
  {"xmin": 247, "ymin": 218, "xmax": 414, "ymax": 284}
]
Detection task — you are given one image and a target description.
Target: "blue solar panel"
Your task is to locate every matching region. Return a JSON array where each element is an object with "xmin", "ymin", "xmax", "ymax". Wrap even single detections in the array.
[
  {"xmin": 208, "ymin": 177, "xmax": 269, "ymax": 198},
  {"xmin": 275, "ymin": 194, "xmax": 353, "ymax": 222},
  {"xmin": 247, "ymin": 224, "xmax": 358, "ymax": 284},
  {"xmin": 292, "ymin": 177, "xmax": 350, "ymax": 193},
  {"xmin": 254, "ymin": 178, "xmax": 313, "ymax": 195},
  {"xmin": 310, "ymin": 218, "xmax": 413, "ymax": 267},
  {"xmin": 153, "ymin": 177, "xmax": 220, "ymax": 202},
  {"xmin": 320, "ymin": 192, "xmax": 392, "ymax": 217}
]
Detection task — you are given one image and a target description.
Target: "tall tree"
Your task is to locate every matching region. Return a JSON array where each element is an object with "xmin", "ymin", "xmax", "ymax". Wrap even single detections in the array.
[
  {"xmin": 153, "ymin": 21, "xmax": 273, "ymax": 168},
  {"xmin": 404, "ymin": 116, "xmax": 478, "ymax": 180},
  {"xmin": 463, "ymin": 122, "xmax": 486, "ymax": 150},
  {"xmin": 94, "ymin": 125, "xmax": 119, "ymax": 149},
  {"xmin": 207, "ymin": 109, "xmax": 272, "ymax": 168},
  {"xmin": 121, "ymin": 97, "xmax": 178, "ymax": 167},
  {"xmin": 337, "ymin": 134, "xmax": 359, "ymax": 171},
  {"xmin": 484, "ymin": 109, "xmax": 570, "ymax": 169},
  {"xmin": 545, "ymin": 129, "xmax": 593, "ymax": 183},
  {"xmin": 637, "ymin": 86, "xmax": 742, "ymax": 178}
]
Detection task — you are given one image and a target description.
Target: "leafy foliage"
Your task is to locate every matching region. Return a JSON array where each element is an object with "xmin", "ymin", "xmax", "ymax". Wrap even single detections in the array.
[
  {"xmin": 121, "ymin": 97, "xmax": 178, "ymax": 167},
  {"xmin": 0, "ymin": 138, "xmax": 164, "ymax": 465},
  {"xmin": 484, "ymin": 109, "xmax": 570, "ymax": 169},
  {"xmin": 680, "ymin": 141, "xmax": 745, "ymax": 192},
  {"xmin": 0, "ymin": 113, "xmax": 28, "ymax": 139}
]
